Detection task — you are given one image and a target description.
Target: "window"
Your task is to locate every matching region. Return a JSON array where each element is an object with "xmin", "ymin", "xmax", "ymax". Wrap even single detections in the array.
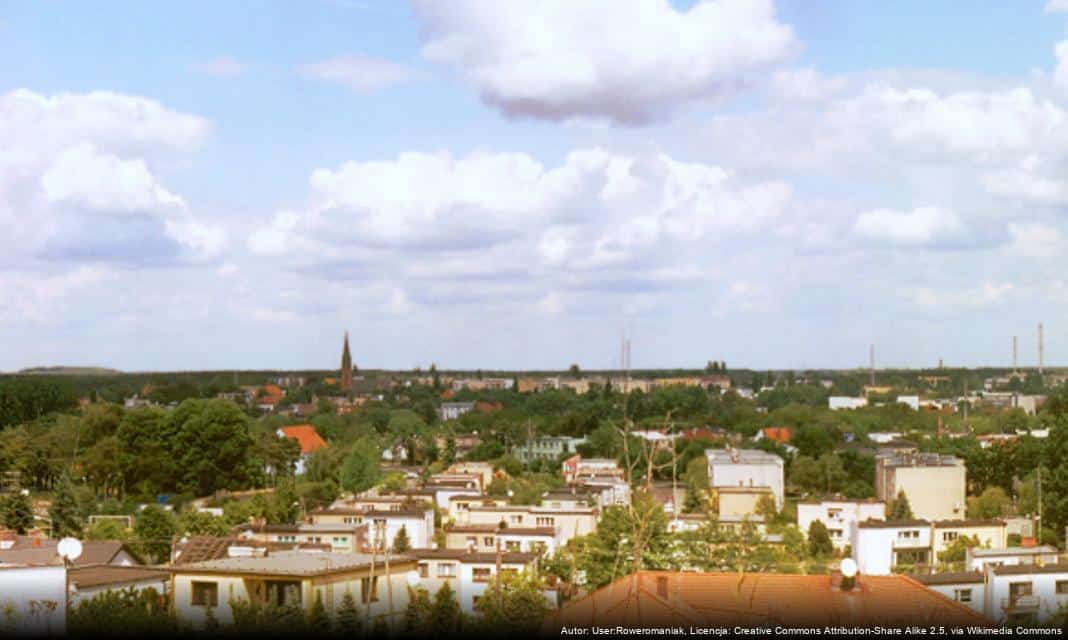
[
  {"xmin": 191, "ymin": 582, "xmax": 218, "ymax": 607},
  {"xmin": 465, "ymin": 536, "xmax": 478, "ymax": 548},
  {"xmin": 943, "ymin": 531, "xmax": 959, "ymax": 542},
  {"xmin": 505, "ymin": 541, "xmax": 521, "ymax": 552},
  {"xmin": 361, "ymin": 577, "xmax": 380, "ymax": 603},
  {"xmin": 954, "ymin": 589, "xmax": 972, "ymax": 603},
  {"xmin": 333, "ymin": 536, "xmax": 348, "ymax": 545},
  {"xmin": 536, "ymin": 517, "xmax": 555, "ymax": 527},
  {"xmin": 437, "ymin": 563, "xmax": 456, "ymax": 578},
  {"xmin": 509, "ymin": 515, "xmax": 523, "ymax": 525},
  {"xmin": 1057, "ymin": 581, "xmax": 1068, "ymax": 595},
  {"xmin": 483, "ymin": 536, "xmax": 495, "ymax": 547},
  {"xmin": 418, "ymin": 563, "xmax": 429, "ymax": 578},
  {"xmin": 473, "ymin": 568, "xmax": 492, "ymax": 583},
  {"xmin": 827, "ymin": 509, "xmax": 842, "ymax": 521}
]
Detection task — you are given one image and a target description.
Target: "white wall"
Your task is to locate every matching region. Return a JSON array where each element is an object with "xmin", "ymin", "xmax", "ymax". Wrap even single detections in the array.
[
  {"xmin": 0, "ymin": 566, "xmax": 66, "ymax": 636},
  {"xmin": 708, "ymin": 460, "xmax": 784, "ymax": 509},
  {"xmin": 853, "ymin": 524, "xmax": 932, "ymax": 576},
  {"xmin": 986, "ymin": 569, "xmax": 1068, "ymax": 625},
  {"xmin": 924, "ymin": 581, "xmax": 986, "ymax": 618},
  {"xmin": 829, "ymin": 397, "xmax": 868, "ymax": 410},
  {"xmin": 797, "ymin": 501, "xmax": 885, "ymax": 550}
]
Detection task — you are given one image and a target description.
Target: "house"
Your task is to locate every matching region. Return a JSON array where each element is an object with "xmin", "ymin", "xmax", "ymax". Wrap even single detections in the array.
[
  {"xmin": 875, "ymin": 452, "xmax": 966, "ymax": 521},
  {"xmin": 796, "ymin": 499, "xmax": 886, "ymax": 550},
  {"xmin": 410, "ymin": 549, "xmax": 552, "ymax": 614},
  {"xmin": 913, "ymin": 572, "xmax": 987, "ymax": 617},
  {"xmin": 236, "ymin": 522, "xmax": 370, "ymax": 554},
  {"xmin": 706, "ymin": 448, "xmax": 784, "ymax": 511},
  {"xmin": 518, "ymin": 435, "xmax": 586, "ymax": 463},
  {"xmin": 443, "ymin": 524, "xmax": 558, "ymax": 555},
  {"xmin": 651, "ymin": 376, "xmax": 703, "ymax": 389},
  {"xmin": 445, "ymin": 461, "xmax": 496, "ymax": 488},
  {"xmin": 0, "ymin": 564, "xmax": 67, "ymax": 635},
  {"xmin": 447, "ymin": 496, "xmax": 511, "ymax": 524},
  {"xmin": 829, "ymin": 396, "xmax": 868, "ymax": 410},
  {"xmin": 460, "ymin": 504, "xmax": 597, "ymax": 546},
  {"xmin": 69, "ymin": 565, "xmax": 170, "ymax": 605},
  {"xmin": 966, "ymin": 546, "xmax": 1061, "ymax": 572},
  {"xmin": 544, "ymin": 571, "xmax": 990, "ymax": 629},
  {"xmin": 562, "ymin": 456, "xmax": 622, "ymax": 483},
  {"xmin": 897, "ymin": 395, "xmax": 920, "ymax": 410},
  {"xmin": 853, "ymin": 519, "xmax": 933, "ymax": 575},
  {"xmin": 170, "ymin": 551, "xmax": 417, "ymax": 630},
  {"xmin": 277, "ymin": 424, "xmax": 328, "ymax": 475},
  {"xmin": 755, "ymin": 426, "xmax": 792, "ymax": 444},
  {"xmin": 932, "ymin": 520, "xmax": 1007, "ymax": 560},
  {"xmin": 982, "ymin": 563, "xmax": 1068, "ymax": 626},
  {"xmin": 0, "ymin": 536, "xmax": 143, "ymax": 567},
  {"xmin": 439, "ymin": 402, "xmax": 475, "ymax": 422},
  {"xmin": 308, "ymin": 504, "xmax": 435, "ymax": 550},
  {"xmin": 255, "ymin": 384, "xmax": 285, "ymax": 412}
]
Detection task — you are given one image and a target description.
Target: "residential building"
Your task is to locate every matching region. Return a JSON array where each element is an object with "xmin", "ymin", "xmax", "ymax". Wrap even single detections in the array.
[
  {"xmin": 897, "ymin": 395, "xmax": 920, "ymax": 410},
  {"xmin": 0, "ymin": 536, "xmax": 143, "ymax": 567},
  {"xmin": 966, "ymin": 546, "xmax": 1061, "ymax": 572},
  {"xmin": 170, "ymin": 551, "xmax": 416, "ymax": 630},
  {"xmin": 461, "ymin": 504, "xmax": 597, "ymax": 545},
  {"xmin": 544, "ymin": 571, "xmax": 989, "ymax": 629},
  {"xmin": 443, "ymin": 524, "xmax": 558, "ymax": 555},
  {"xmin": 307, "ymin": 504, "xmax": 434, "ymax": 550},
  {"xmin": 446, "ymin": 461, "xmax": 496, "ymax": 488},
  {"xmin": 69, "ymin": 565, "xmax": 170, "ymax": 605},
  {"xmin": 796, "ymin": 500, "xmax": 885, "ymax": 550},
  {"xmin": 237, "ymin": 522, "xmax": 370, "ymax": 554},
  {"xmin": 829, "ymin": 396, "xmax": 868, "ymax": 410},
  {"xmin": 519, "ymin": 435, "xmax": 586, "ymax": 463},
  {"xmin": 755, "ymin": 426, "xmax": 792, "ymax": 444},
  {"xmin": 411, "ymin": 549, "xmax": 552, "ymax": 614},
  {"xmin": 875, "ymin": 452, "xmax": 966, "ymax": 521},
  {"xmin": 715, "ymin": 486, "xmax": 774, "ymax": 519},
  {"xmin": 651, "ymin": 376, "xmax": 703, "ymax": 389},
  {"xmin": 853, "ymin": 519, "xmax": 933, "ymax": 575},
  {"xmin": 277, "ymin": 424, "xmax": 328, "ymax": 475},
  {"xmin": 439, "ymin": 402, "xmax": 475, "ymax": 422},
  {"xmin": 863, "ymin": 385, "xmax": 893, "ymax": 397},
  {"xmin": 255, "ymin": 384, "xmax": 285, "ymax": 412},
  {"xmin": 932, "ymin": 520, "xmax": 1007, "ymax": 560},
  {"xmin": 913, "ymin": 572, "xmax": 987, "ymax": 617},
  {"xmin": 983, "ymin": 563, "xmax": 1068, "ymax": 626},
  {"xmin": 447, "ymin": 496, "xmax": 510, "ymax": 524},
  {"xmin": 562, "ymin": 456, "xmax": 624, "ymax": 483},
  {"xmin": 706, "ymin": 448, "xmax": 784, "ymax": 510},
  {"xmin": 0, "ymin": 564, "xmax": 67, "ymax": 635}
]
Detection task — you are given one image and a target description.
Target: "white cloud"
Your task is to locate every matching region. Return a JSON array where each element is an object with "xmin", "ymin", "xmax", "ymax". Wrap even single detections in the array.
[
  {"xmin": 415, "ymin": 0, "xmax": 798, "ymax": 124},
  {"xmin": 192, "ymin": 57, "xmax": 247, "ymax": 77},
  {"xmin": 1046, "ymin": 0, "xmax": 1068, "ymax": 12},
  {"xmin": 40, "ymin": 143, "xmax": 186, "ymax": 213},
  {"xmin": 853, "ymin": 206, "xmax": 966, "ymax": 247},
  {"xmin": 1005, "ymin": 222, "xmax": 1067, "ymax": 260},
  {"xmin": 1055, "ymin": 41, "xmax": 1068, "ymax": 90},
  {"xmin": 297, "ymin": 54, "xmax": 419, "ymax": 93},
  {"xmin": 906, "ymin": 281, "xmax": 1015, "ymax": 310},
  {"xmin": 715, "ymin": 281, "xmax": 775, "ymax": 316},
  {"xmin": 0, "ymin": 266, "xmax": 114, "ymax": 324},
  {"xmin": 770, "ymin": 68, "xmax": 847, "ymax": 102},
  {"xmin": 982, "ymin": 158, "xmax": 1068, "ymax": 205}
]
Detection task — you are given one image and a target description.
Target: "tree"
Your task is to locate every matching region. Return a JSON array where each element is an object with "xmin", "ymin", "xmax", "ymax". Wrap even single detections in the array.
[
  {"xmin": 807, "ymin": 520, "xmax": 834, "ymax": 558},
  {"xmin": 939, "ymin": 535, "xmax": 980, "ymax": 564},
  {"xmin": 473, "ymin": 572, "xmax": 552, "ymax": 633},
  {"xmin": 1, "ymin": 491, "xmax": 34, "ymax": 533},
  {"xmin": 430, "ymin": 581, "xmax": 461, "ymax": 632},
  {"xmin": 1040, "ymin": 393, "xmax": 1068, "ymax": 540},
  {"xmin": 168, "ymin": 399, "xmax": 256, "ymax": 496},
  {"xmin": 85, "ymin": 518, "xmax": 130, "ymax": 541},
  {"xmin": 568, "ymin": 364, "xmax": 581, "ymax": 379},
  {"xmin": 578, "ymin": 491, "xmax": 670, "ymax": 588},
  {"xmin": 49, "ymin": 472, "xmax": 82, "ymax": 537},
  {"xmin": 340, "ymin": 439, "xmax": 381, "ymax": 493},
  {"xmin": 133, "ymin": 505, "xmax": 177, "ymax": 564},
  {"xmin": 404, "ymin": 587, "xmax": 432, "ymax": 633},
  {"xmin": 307, "ymin": 591, "xmax": 330, "ymax": 632},
  {"xmin": 336, "ymin": 590, "xmax": 361, "ymax": 634},
  {"xmin": 888, "ymin": 490, "xmax": 914, "ymax": 520},
  {"xmin": 68, "ymin": 587, "xmax": 174, "ymax": 635},
  {"xmin": 966, "ymin": 486, "xmax": 1011, "ymax": 519},
  {"xmin": 393, "ymin": 525, "xmax": 411, "ymax": 553}
]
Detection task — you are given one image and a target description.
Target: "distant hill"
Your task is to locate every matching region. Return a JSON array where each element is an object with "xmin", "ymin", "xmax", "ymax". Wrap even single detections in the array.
[{"xmin": 16, "ymin": 366, "xmax": 122, "ymax": 376}]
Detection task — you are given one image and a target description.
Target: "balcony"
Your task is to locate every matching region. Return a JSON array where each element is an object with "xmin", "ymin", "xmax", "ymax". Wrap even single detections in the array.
[{"xmin": 1002, "ymin": 595, "xmax": 1040, "ymax": 611}]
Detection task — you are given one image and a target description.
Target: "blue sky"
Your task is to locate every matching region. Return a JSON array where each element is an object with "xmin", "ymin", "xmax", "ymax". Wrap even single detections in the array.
[{"xmin": 1, "ymin": 0, "xmax": 1067, "ymax": 373}]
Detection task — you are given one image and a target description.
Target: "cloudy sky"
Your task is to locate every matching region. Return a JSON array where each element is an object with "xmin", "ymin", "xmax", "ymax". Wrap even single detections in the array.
[{"xmin": 2, "ymin": 0, "xmax": 1068, "ymax": 373}]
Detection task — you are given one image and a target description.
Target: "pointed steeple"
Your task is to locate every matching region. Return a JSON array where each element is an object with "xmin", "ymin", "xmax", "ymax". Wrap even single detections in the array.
[{"xmin": 341, "ymin": 331, "xmax": 353, "ymax": 393}]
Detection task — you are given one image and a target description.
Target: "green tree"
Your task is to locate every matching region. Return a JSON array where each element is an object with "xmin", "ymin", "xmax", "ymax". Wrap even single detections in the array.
[
  {"xmin": 133, "ymin": 505, "xmax": 177, "ymax": 563},
  {"xmin": 1040, "ymin": 393, "xmax": 1068, "ymax": 539},
  {"xmin": 966, "ymin": 486, "xmax": 1011, "ymax": 519},
  {"xmin": 340, "ymin": 439, "xmax": 381, "ymax": 493},
  {"xmin": 68, "ymin": 587, "xmax": 174, "ymax": 635},
  {"xmin": 168, "ymin": 399, "xmax": 256, "ymax": 496},
  {"xmin": 49, "ymin": 472, "xmax": 82, "ymax": 537},
  {"xmin": 307, "ymin": 591, "xmax": 330, "ymax": 632},
  {"xmin": 807, "ymin": 520, "xmax": 834, "ymax": 558},
  {"xmin": 1, "ymin": 491, "xmax": 34, "ymax": 533},
  {"xmin": 473, "ymin": 572, "xmax": 551, "ymax": 633},
  {"xmin": 85, "ymin": 518, "xmax": 130, "ymax": 541},
  {"xmin": 430, "ymin": 581, "xmax": 462, "ymax": 632},
  {"xmin": 404, "ymin": 586, "xmax": 432, "ymax": 633},
  {"xmin": 336, "ymin": 590, "xmax": 361, "ymax": 634},
  {"xmin": 578, "ymin": 491, "xmax": 670, "ymax": 588},
  {"xmin": 888, "ymin": 490, "xmax": 914, "ymax": 520},
  {"xmin": 393, "ymin": 524, "xmax": 411, "ymax": 553}
]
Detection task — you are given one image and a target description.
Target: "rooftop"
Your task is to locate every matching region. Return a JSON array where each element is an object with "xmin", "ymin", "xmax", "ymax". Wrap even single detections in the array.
[
  {"xmin": 171, "ymin": 551, "xmax": 416, "ymax": 577},
  {"xmin": 857, "ymin": 519, "xmax": 931, "ymax": 529},
  {"xmin": 70, "ymin": 564, "xmax": 170, "ymax": 590},
  {"xmin": 970, "ymin": 545, "xmax": 1059, "ymax": 557},
  {"xmin": 278, "ymin": 424, "xmax": 328, "ymax": 454},
  {"xmin": 706, "ymin": 449, "xmax": 783, "ymax": 465},
  {"xmin": 912, "ymin": 571, "xmax": 985, "ymax": 586},
  {"xmin": 991, "ymin": 563, "xmax": 1068, "ymax": 576}
]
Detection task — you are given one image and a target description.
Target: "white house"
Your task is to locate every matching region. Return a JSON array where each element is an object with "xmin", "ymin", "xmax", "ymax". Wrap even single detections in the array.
[
  {"xmin": 308, "ymin": 505, "xmax": 435, "ymax": 550},
  {"xmin": 706, "ymin": 448, "xmax": 785, "ymax": 510},
  {"xmin": 411, "ymin": 550, "xmax": 553, "ymax": 614},
  {"xmin": 0, "ymin": 564, "xmax": 67, "ymax": 636},
  {"xmin": 983, "ymin": 563, "xmax": 1068, "ymax": 626},
  {"xmin": 875, "ymin": 452, "xmax": 966, "ymax": 521},
  {"xmin": 829, "ymin": 396, "xmax": 868, "ymax": 410},
  {"xmin": 914, "ymin": 572, "xmax": 987, "ymax": 618},
  {"xmin": 852, "ymin": 519, "xmax": 933, "ymax": 576},
  {"xmin": 69, "ymin": 565, "xmax": 170, "ymax": 605},
  {"xmin": 896, "ymin": 395, "xmax": 920, "ymax": 410},
  {"xmin": 796, "ymin": 500, "xmax": 885, "ymax": 550},
  {"xmin": 966, "ymin": 546, "xmax": 1061, "ymax": 572},
  {"xmin": 439, "ymin": 402, "xmax": 475, "ymax": 422}
]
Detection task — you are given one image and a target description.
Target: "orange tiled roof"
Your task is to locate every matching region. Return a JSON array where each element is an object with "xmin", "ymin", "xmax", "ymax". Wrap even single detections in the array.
[
  {"xmin": 545, "ymin": 571, "xmax": 991, "ymax": 630},
  {"xmin": 762, "ymin": 426, "xmax": 792, "ymax": 443},
  {"xmin": 279, "ymin": 424, "xmax": 328, "ymax": 454},
  {"xmin": 259, "ymin": 384, "xmax": 284, "ymax": 405}
]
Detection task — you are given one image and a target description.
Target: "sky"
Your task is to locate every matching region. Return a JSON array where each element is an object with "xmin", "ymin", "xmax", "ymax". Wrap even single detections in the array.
[{"xmin": 2, "ymin": 0, "xmax": 1068, "ymax": 373}]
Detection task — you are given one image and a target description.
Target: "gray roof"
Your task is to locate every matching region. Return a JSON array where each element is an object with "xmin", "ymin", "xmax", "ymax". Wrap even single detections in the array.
[
  {"xmin": 912, "ymin": 571, "xmax": 985, "ymax": 586},
  {"xmin": 969, "ymin": 545, "xmax": 1059, "ymax": 557},
  {"xmin": 706, "ymin": 449, "xmax": 783, "ymax": 465},
  {"xmin": 171, "ymin": 551, "xmax": 416, "ymax": 577}
]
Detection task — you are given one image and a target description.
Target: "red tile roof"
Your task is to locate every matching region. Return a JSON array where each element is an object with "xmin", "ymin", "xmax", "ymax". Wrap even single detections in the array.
[
  {"xmin": 279, "ymin": 424, "xmax": 328, "ymax": 454},
  {"xmin": 762, "ymin": 426, "xmax": 793, "ymax": 443},
  {"xmin": 545, "ymin": 571, "xmax": 991, "ymax": 629},
  {"xmin": 258, "ymin": 384, "xmax": 284, "ymax": 406}
]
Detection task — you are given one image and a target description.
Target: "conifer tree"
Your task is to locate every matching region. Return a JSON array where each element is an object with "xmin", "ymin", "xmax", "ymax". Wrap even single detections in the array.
[
  {"xmin": 1, "ymin": 492, "xmax": 34, "ymax": 534},
  {"xmin": 393, "ymin": 525, "xmax": 411, "ymax": 553},
  {"xmin": 49, "ymin": 472, "xmax": 82, "ymax": 538},
  {"xmin": 336, "ymin": 591, "xmax": 360, "ymax": 635},
  {"xmin": 889, "ymin": 490, "xmax": 914, "ymax": 520}
]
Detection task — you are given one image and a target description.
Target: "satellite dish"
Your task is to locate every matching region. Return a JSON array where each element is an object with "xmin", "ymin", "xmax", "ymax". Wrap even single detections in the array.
[
  {"xmin": 406, "ymin": 570, "xmax": 421, "ymax": 588},
  {"xmin": 57, "ymin": 538, "xmax": 83, "ymax": 562},
  {"xmin": 840, "ymin": 558, "xmax": 858, "ymax": 578}
]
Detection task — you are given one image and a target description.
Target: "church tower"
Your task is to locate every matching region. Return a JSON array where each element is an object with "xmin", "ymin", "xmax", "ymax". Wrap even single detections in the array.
[{"xmin": 340, "ymin": 331, "xmax": 353, "ymax": 393}]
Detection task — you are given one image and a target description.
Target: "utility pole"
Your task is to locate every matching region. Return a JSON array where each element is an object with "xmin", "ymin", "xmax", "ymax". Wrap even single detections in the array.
[
  {"xmin": 962, "ymin": 379, "xmax": 969, "ymax": 432},
  {"xmin": 495, "ymin": 537, "xmax": 503, "ymax": 609}
]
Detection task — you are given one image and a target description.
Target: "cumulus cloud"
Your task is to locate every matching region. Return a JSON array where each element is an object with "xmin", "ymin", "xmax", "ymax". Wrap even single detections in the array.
[
  {"xmin": 982, "ymin": 157, "xmax": 1068, "ymax": 205},
  {"xmin": 249, "ymin": 148, "xmax": 791, "ymax": 307},
  {"xmin": 1005, "ymin": 222, "xmax": 1067, "ymax": 260},
  {"xmin": 192, "ymin": 57, "xmax": 247, "ymax": 77},
  {"xmin": 853, "ymin": 206, "xmax": 967, "ymax": 248},
  {"xmin": 1055, "ymin": 41, "xmax": 1068, "ymax": 90},
  {"xmin": 0, "ymin": 266, "xmax": 114, "ymax": 324},
  {"xmin": 297, "ymin": 54, "xmax": 420, "ymax": 93},
  {"xmin": 0, "ymin": 89, "xmax": 225, "ymax": 264},
  {"xmin": 415, "ymin": 0, "xmax": 798, "ymax": 124}
]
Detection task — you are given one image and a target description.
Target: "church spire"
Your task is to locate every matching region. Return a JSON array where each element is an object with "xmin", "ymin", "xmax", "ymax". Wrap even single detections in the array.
[{"xmin": 340, "ymin": 331, "xmax": 353, "ymax": 393}]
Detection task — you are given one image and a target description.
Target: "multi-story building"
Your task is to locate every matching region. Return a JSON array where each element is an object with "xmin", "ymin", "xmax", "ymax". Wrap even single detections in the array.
[
  {"xmin": 410, "ymin": 550, "xmax": 552, "ymax": 614},
  {"xmin": 443, "ymin": 524, "xmax": 558, "ymax": 555},
  {"xmin": 796, "ymin": 500, "xmax": 886, "ymax": 550},
  {"xmin": 460, "ymin": 504, "xmax": 597, "ymax": 545},
  {"xmin": 875, "ymin": 452, "xmax": 966, "ymax": 521},
  {"xmin": 921, "ymin": 563, "xmax": 1068, "ymax": 626},
  {"xmin": 236, "ymin": 522, "xmax": 370, "ymax": 554},
  {"xmin": 966, "ymin": 545, "xmax": 1061, "ymax": 572},
  {"xmin": 439, "ymin": 402, "xmax": 475, "ymax": 422},
  {"xmin": 170, "ymin": 551, "xmax": 416, "ymax": 630},
  {"xmin": 307, "ymin": 504, "xmax": 435, "ymax": 550},
  {"xmin": 706, "ymin": 448, "xmax": 784, "ymax": 511},
  {"xmin": 519, "ymin": 436, "xmax": 586, "ymax": 463},
  {"xmin": 829, "ymin": 396, "xmax": 868, "ymax": 410},
  {"xmin": 853, "ymin": 519, "xmax": 934, "ymax": 575},
  {"xmin": 932, "ymin": 520, "xmax": 1007, "ymax": 561}
]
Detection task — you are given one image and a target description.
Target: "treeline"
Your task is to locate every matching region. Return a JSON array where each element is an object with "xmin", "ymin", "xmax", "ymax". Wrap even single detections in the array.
[{"xmin": 0, "ymin": 377, "xmax": 78, "ymax": 429}]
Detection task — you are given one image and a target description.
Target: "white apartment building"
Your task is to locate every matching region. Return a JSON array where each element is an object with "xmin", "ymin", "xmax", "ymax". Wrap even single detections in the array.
[
  {"xmin": 706, "ymin": 448, "xmax": 784, "ymax": 510},
  {"xmin": 236, "ymin": 522, "xmax": 369, "ymax": 554},
  {"xmin": 966, "ymin": 546, "xmax": 1061, "ymax": 572},
  {"xmin": 444, "ymin": 524, "xmax": 558, "ymax": 555},
  {"xmin": 875, "ymin": 452, "xmax": 966, "ymax": 521},
  {"xmin": 984, "ymin": 563, "xmax": 1068, "ymax": 626},
  {"xmin": 0, "ymin": 564, "xmax": 67, "ymax": 636},
  {"xmin": 462, "ymin": 504, "xmax": 598, "ymax": 545},
  {"xmin": 853, "ymin": 519, "xmax": 933, "ymax": 576},
  {"xmin": 307, "ymin": 505, "xmax": 435, "ymax": 550},
  {"xmin": 914, "ymin": 572, "xmax": 987, "ymax": 618},
  {"xmin": 796, "ymin": 500, "xmax": 885, "ymax": 550},
  {"xmin": 829, "ymin": 396, "xmax": 868, "ymax": 410},
  {"xmin": 411, "ymin": 550, "xmax": 553, "ymax": 614}
]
